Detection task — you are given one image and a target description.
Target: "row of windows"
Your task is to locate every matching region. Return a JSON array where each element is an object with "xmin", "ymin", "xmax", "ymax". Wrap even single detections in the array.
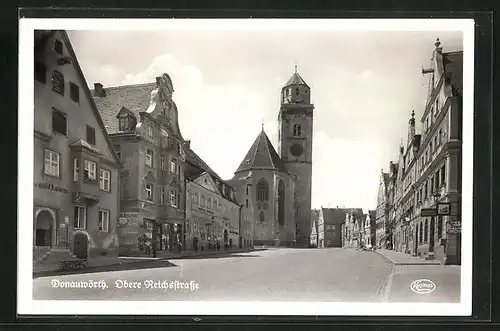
[
  {"xmin": 73, "ymin": 205, "xmax": 109, "ymax": 232},
  {"xmin": 191, "ymin": 191, "xmax": 222, "ymax": 211},
  {"xmin": 424, "ymin": 90, "xmax": 444, "ymax": 134},
  {"xmin": 146, "ymin": 149, "xmax": 181, "ymax": 174},
  {"xmin": 419, "ymin": 127, "xmax": 446, "ymax": 171},
  {"xmin": 35, "ymin": 65, "xmax": 80, "ymax": 103},
  {"xmin": 415, "ymin": 163, "xmax": 446, "ymax": 204},
  {"xmin": 52, "ymin": 109, "xmax": 96, "ymax": 145},
  {"xmin": 44, "ymin": 149, "xmax": 111, "ymax": 191},
  {"xmin": 145, "ymin": 184, "xmax": 180, "ymax": 207},
  {"xmin": 416, "ymin": 216, "xmax": 444, "ymax": 244}
]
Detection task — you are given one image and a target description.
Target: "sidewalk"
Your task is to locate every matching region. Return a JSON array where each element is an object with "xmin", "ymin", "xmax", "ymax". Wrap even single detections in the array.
[
  {"xmin": 374, "ymin": 249, "xmax": 442, "ymax": 265},
  {"xmin": 33, "ymin": 247, "xmax": 259, "ymax": 278}
]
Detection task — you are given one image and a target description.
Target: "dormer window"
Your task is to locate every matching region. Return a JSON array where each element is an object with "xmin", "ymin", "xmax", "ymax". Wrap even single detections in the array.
[{"xmin": 119, "ymin": 116, "xmax": 129, "ymax": 131}]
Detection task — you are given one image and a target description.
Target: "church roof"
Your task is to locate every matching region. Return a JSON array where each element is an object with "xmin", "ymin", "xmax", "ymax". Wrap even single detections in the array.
[
  {"xmin": 284, "ymin": 72, "xmax": 309, "ymax": 88},
  {"xmin": 235, "ymin": 129, "xmax": 288, "ymax": 174}
]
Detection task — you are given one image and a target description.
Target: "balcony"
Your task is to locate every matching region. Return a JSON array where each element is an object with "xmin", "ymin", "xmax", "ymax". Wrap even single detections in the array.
[{"xmin": 72, "ymin": 178, "xmax": 101, "ymax": 204}]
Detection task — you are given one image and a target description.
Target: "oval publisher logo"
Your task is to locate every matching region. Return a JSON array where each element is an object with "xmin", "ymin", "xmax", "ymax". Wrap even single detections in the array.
[{"xmin": 410, "ymin": 279, "xmax": 436, "ymax": 294}]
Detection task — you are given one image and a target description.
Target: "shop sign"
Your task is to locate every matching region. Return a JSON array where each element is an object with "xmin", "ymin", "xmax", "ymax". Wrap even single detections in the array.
[
  {"xmin": 420, "ymin": 208, "xmax": 437, "ymax": 217},
  {"xmin": 34, "ymin": 182, "xmax": 68, "ymax": 193},
  {"xmin": 437, "ymin": 203, "xmax": 451, "ymax": 216}
]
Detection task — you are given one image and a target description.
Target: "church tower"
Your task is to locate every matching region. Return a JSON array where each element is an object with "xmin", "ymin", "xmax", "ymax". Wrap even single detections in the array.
[{"xmin": 278, "ymin": 67, "xmax": 314, "ymax": 247}]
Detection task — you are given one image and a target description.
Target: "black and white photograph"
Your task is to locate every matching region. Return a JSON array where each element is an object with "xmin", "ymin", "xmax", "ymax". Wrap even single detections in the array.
[{"xmin": 19, "ymin": 18, "xmax": 473, "ymax": 316}]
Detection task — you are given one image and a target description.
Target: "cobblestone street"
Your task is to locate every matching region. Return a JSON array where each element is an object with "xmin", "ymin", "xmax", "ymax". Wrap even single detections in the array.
[{"xmin": 32, "ymin": 248, "xmax": 460, "ymax": 303}]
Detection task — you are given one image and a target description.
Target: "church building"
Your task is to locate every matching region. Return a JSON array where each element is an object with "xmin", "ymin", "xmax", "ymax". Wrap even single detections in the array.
[{"xmin": 229, "ymin": 68, "xmax": 314, "ymax": 247}]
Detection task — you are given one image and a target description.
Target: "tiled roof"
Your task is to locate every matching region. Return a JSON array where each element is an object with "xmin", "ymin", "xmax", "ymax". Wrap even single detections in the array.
[
  {"xmin": 91, "ymin": 83, "xmax": 157, "ymax": 134},
  {"xmin": 234, "ymin": 129, "xmax": 288, "ymax": 174},
  {"xmin": 184, "ymin": 147, "xmax": 238, "ymax": 203},
  {"xmin": 321, "ymin": 208, "xmax": 350, "ymax": 225},
  {"xmin": 284, "ymin": 72, "xmax": 309, "ymax": 88},
  {"xmin": 443, "ymin": 51, "xmax": 463, "ymax": 96}
]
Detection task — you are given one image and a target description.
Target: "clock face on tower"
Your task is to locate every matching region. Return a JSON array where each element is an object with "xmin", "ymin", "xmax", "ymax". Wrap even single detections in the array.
[{"xmin": 290, "ymin": 143, "xmax": 303, "ymax": 157}]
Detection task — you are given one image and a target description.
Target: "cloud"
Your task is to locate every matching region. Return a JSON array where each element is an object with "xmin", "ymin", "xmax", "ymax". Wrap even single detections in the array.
[
  {"xmin": 312, "ymin": 131, "xmax": 384, "ymax": 210},
  {"xmin": 70, "ymin": 28, "xmax": 463, "ymax": 211}
]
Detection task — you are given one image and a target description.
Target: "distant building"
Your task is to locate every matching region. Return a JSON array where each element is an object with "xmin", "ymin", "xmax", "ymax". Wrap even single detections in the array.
[
  {"xmin": 318, "ymin": 207, "xmax": 356, "ymax": 248},
  {"xmin": 375, "ymin": 171, "xmax": 390, "ymax": 248},
  {"xmin": 363, "ymin": 210, "xmax": 377, "ymax": 248},
  {"xmin": 186, "ymin": 170, "xmax": 240, "ymax": 251},
  {"xmin": 33, "ymin": 30, "xmax": 121, "ymax": 263},
  {"xmin": 342, "ymin": 209, "xmax": 365, "ymax": 248},
  {"xmin": 309, "ymin": 209, "xmax": 320, "ymax": 247}
]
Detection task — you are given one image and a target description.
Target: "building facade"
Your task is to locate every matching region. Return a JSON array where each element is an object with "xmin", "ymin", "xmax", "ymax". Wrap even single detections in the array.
[
  {"xmin": 342, "ymin": 209, "xmax": 365, "ymax": 248},
  {"xmin": 186, "ymin": 171, "xmax": 240, "ymax": 251},
  {"xmin": 93, "ymin": 74, "xmax": 188, "ymax": 256},
  {"xmin": 34, "ymin": 30, "xmax": 121, "ymax": 262},
  {"xmin": 378, "ymin": 38, "xmax": 463, "ymax": 265},
  {"xmin": 413, "ymin": 39, "xmax": 463, "ymax": 264},
  {"xmin": 309, "ymin": 209, "xmax": 320, "ymax": 247},
  {"xmin": 363, "ymin": 210, "xmax": 377, "ymax": 248},
  {"xmin": 277, "ymin": 69, "xmax": 314, "ymax": 247},
  {"xmin": 374, "ymin": 171, "xmax": 389, "ymax": 248}
]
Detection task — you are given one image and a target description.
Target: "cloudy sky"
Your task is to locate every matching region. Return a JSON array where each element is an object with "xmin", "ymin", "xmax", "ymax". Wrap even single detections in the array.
[{"xmin": 67, "ymin": 26, "xmax": 462, "ymax": 211}]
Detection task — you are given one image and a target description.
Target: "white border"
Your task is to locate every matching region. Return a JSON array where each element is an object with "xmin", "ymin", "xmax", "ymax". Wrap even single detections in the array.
[{"xmin": 18, "ymin": 18, "xmax": 474, "ymax": 316}]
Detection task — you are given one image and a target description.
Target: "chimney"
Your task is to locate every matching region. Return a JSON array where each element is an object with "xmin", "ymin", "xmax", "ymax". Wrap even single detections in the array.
[
  {"xmin": 184, "ymin": 140, "xmax": 191, "ymax": 149},
  {"xmin": 93, "ymin": 83, "xmax": 106, "ymax": 97},
  {"xmin": 156, "ymin": 76, "xmax": 162, "ymax": 86}
]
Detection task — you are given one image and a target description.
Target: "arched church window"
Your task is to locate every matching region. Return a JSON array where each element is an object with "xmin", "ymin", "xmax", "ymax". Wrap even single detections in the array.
[
  {"xmin": 257, "ymin": 179, "xmax": 269, "ymax": 201},
  {"xmin": 293, "ymin": 124, "xmax": 302, "ymax": 137},
  {"xmin": 295, "ymin": 87, "xmax": 300, "ymax": 95},
  {"xmin": 259, "ymin": 211, "xmax": 265, "ymax": 223}
]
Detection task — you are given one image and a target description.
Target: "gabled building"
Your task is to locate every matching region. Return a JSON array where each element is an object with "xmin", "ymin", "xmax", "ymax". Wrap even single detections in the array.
[
  {"xmin": 363, "ymin": 210, "xmax": 377, "ymax": 248},
  {"xmin": 185, "ymin": 150, "xmax": 242, "ymax": 251},
  {"xmin": 413, "ymin": 39, "xmax": 463, "ymax": 264},
  {"xmin": 33, "ymin": 30, "xmax": 121, "ymax": 263},
  {"xmin": 375, "ymin": 171, "xmax": 389, "ymax": 248},
  {"xmin": 318, "ymin": 207, "xmax": 348, "ymax": 248},
  {"xmin": 309, "ymin": 209, "xmax": 320, "ymax": 247},
  {"xmin": 92, "ymin": 74, "xmax": 189, "ymax": 255},
  {"xmin": 342, "ymin": 208, "xmax": 365, "ymax": 248},
  {"xmin": 232, "ymin": 128, "xmax": 295, "ymax": 246}
]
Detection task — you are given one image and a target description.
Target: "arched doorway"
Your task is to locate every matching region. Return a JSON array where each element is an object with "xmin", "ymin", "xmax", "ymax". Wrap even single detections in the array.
[
  {"xmin": 35, "ymin": 210, "xmax": 54, "ymax": 247},
  {"xmin": 277, "ymin": 180, "xmax": 285, "ymax": 227}
]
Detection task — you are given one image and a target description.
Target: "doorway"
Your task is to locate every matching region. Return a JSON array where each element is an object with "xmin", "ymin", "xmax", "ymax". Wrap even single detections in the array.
[{"xmin": 35, "ymin": 210, "xmax": 53, "ymax": 247}]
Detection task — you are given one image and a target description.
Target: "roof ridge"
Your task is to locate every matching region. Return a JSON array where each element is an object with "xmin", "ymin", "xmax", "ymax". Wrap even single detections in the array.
[
  {"xmin": 263, "ymin": 131, "xmax": 275, "ymax": 171},
  {"xmin": 90, "ymin": 82, "xmax": 157, "ymax": 91},
  {"xmin": 249, "ymin": 131, "xmax": 263, "ymax": 169}
]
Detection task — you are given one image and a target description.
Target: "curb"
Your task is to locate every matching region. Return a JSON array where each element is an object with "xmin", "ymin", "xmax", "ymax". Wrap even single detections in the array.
[{"xmin": 373, "ymin": 250, "xmax": 442, "ymax": 266}]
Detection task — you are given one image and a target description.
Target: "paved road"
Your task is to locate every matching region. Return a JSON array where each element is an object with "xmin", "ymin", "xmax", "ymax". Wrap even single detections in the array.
[{"xmin": 32, "ymin": 248, "xmax": 460, "ymax": 302}]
